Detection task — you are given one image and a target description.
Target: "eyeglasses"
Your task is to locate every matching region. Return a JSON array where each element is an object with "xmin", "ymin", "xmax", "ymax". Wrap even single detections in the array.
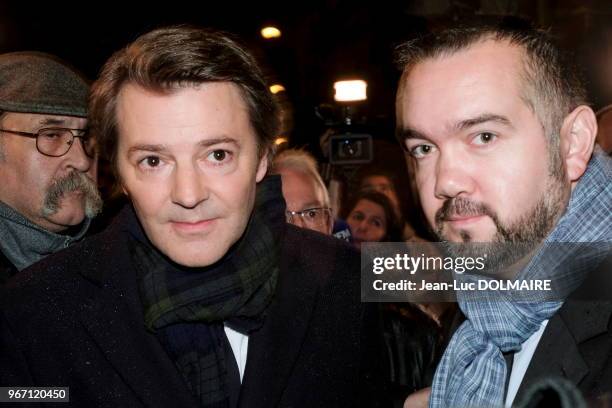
[
  {"xmin": 285, "ymin": 207, "xmax": 332, "ymax": 227},
  {"xmin": 0, "ymin": 127, "xmax": 96, "ymax": 158}
]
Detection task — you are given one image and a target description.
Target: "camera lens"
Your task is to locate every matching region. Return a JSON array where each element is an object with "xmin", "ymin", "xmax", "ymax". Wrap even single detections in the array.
[{"xmin": 340, "ymin": 140, "xmax": 361, "ymax": 158}]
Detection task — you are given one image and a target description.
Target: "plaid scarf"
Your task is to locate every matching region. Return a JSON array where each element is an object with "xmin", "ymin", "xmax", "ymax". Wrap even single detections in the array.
[
  {"xmin": 430, "ymin": 149, "xmax": 612, "ymax": 408},
  {"xmin": 127, "ymin": 176, "xmax": 285, "ymax": 407}
]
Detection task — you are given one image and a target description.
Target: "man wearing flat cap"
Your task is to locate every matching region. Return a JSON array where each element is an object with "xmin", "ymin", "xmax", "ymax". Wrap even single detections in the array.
[{"xmin": 0, "ymin": 52, "xmax": 102, "ymax": 284}]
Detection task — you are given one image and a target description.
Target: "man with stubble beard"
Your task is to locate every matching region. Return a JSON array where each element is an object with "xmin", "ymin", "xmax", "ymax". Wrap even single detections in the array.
[
  {"xmin": 396, "ymin": 23, "xmax": 611, "ymax": 407},
  {"xmin": 0, "ymin": 52, "xmax": 102, "ymax": 284}
]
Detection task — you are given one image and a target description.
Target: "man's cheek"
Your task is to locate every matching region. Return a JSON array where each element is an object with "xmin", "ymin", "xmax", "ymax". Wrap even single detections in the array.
[{"xmin": 416, "ymin": 177, "xmax": 435, "ymax": 213}]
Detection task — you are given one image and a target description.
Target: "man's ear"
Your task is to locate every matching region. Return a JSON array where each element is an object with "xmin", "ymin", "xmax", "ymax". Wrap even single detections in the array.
[
  {"xmin": 255, "ymin": 150, "xmax": 269, "ymax": 183},
  {"xmin": 559, "ymin": 105, "xmax": 597, "ymax": 183}
]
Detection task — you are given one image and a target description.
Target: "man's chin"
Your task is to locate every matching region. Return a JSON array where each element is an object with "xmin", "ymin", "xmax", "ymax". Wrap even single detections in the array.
[
  {"xmin": 436, "ymin": 216, "xmax": 497, "ymax": 243},
  {"xmin": 43, "ymin": 205, "xmax": 88, "ymax": 232},
  {"xmin": 439, "ymin": 227, "xmax": 497, "ymax": 244},
  {"xmin": 162, "ymin": 243, "xmax": 229, "ymax": 268}
]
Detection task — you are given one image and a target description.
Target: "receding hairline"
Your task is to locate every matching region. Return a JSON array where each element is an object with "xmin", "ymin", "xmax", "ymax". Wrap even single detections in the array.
[
  {"xmin": 281, "ymin": 168, "xmax": 330, "ymax": 207},
  {"xmin": 272, "ymin": 150, "xmax": 331, "ymax": 207},
  {"xmin": 397, "ymin": 36, "xmax": 545, "ymax": 133},
  {"xmin": 399, "ymin": 36, "xmax": 528, "ymax": 92}
]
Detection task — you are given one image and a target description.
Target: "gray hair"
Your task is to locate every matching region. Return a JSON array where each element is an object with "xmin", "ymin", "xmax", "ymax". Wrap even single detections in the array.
[{"xmin": 271, "ymin": 148, "xmax": 331, "ymax": 207}]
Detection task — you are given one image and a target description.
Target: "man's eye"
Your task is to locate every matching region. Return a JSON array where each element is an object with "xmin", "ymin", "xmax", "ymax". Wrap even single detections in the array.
[
  {"xmin": 141, "ymin": 156, "xmax": 161, "ymax": 168},
  {"xmin": 409, "ymin": 144, "xmax": 435, "ymax": 158},
  {"xmin": 474, "ymin": 132, "xmax": 497, "ymax": 145},
  {"xmin": 40, "ymin": 131, "xmax": 63, "ymax": 139},
  {"xmin": 306, "ymin": 210, "xmax": 318, "ymax": 219},
  {"xmin": 207, "ymin": 149, "xmax": 231, "ymax": 163}
]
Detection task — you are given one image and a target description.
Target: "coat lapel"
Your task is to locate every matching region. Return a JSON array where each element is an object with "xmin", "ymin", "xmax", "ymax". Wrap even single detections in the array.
[
  {"xmin": 238, "ymin": 229, "xmax": 320, "ymax": 408},
  {"xmin": 0, "ymin": 249, "xmax": 17, "ymax": 284},
  {"xmin": 514, "ymin": 254, "xmax": 612, "ymax": 402},
  {"xmin": 515, "ymin": 299, "xmax": 612, "ymax": 402},
  {"xmin": 77, "ymin": 226, "xmax": 198, "ymax": 408}
]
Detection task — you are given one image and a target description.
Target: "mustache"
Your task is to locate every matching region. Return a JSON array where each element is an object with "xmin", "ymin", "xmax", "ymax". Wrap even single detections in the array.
[
  {"xmin": 435, "ymin": 197, "xmax": 496, "ymax": 224},
  {"xmin": 42, "ymin": 171, "xmax": 103, "ymax": 218}
]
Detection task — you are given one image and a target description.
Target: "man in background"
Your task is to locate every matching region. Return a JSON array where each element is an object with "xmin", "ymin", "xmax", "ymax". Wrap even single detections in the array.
[
  {"xmin": 272, "ymin": 148, "xmax": 334, "ymax": 235},
  {"xmin": 0, "ymin": 52, "xmax": 101, "ymax": 283}
]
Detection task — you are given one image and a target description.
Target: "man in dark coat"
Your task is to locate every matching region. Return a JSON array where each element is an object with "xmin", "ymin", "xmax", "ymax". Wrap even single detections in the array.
[
  {"xmin": 0, "ymin": 26, "xmax": 376, "ymax": 408},
  {"xmin": 0, "ymin": 52, "xmax": 102, "ymax": 284}
]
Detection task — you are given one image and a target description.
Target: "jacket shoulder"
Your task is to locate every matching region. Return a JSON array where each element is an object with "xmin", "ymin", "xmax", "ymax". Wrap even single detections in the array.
[
  {"xmin": 282, "ymin": 224, "xmax": 361, "ymax": 286},
  {"xmin": 1, "ymin": 227, "xmax": 125, "ymax": 312}
]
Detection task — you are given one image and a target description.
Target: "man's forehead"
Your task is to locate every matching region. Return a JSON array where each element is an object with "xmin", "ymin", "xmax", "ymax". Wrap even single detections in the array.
[
  {"xmin": 3, "ymin": 111, "xmax": 86, "ymax": 127},
  {"xmin": 280, "ymin": 169, "xmax": 324, "ymax": 202},
  {"xmin": 403, "ymin": 39, "xmax": 523, "ymax": 89},
  {"xmin": 117, "ymin": 83, "xmax": 249, "ymax": 129},
  {"xmin": 280, "ymin": 168, "xmax": 318, "ymax": 191},
  {"xmin": 397, "ymin": 40, "xmax": 526, "ymax": 131},
  {"xmin": 115, "ymin": 82, "xmax": 258, "ymax": 155}
]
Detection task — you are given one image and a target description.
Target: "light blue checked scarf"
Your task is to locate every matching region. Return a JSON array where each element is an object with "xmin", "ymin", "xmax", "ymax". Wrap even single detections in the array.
[{"xmin": 430, "ymin": 149, "xmax": 612, "ymax": 408}]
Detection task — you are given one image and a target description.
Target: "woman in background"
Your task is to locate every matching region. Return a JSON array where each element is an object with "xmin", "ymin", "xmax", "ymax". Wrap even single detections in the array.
[{"xmin": 344, "ymin": 190, "xmax": 403, "ymax": 249}]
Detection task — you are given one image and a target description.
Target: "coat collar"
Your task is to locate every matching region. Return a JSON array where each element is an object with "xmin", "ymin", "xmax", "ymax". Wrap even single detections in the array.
[
  {"xmin": 237, "ymin": 225, "xmax": 322, "ymax": 408},
  {"xmin": 0, "ymin": 200, "xmax": 91, "ymax": 271},
  {"xmin": 0, "ymin": 249, "xmax": 17, "ymax": 284},
  {"xmin": 77, "ymin": 211, "xmax": 321, "ymax": 408},
  {"xmin": 76, "ymin": 209, "xmax": 199, "ymax": 407},
  {"xmin": 514, "ymin": 255, "xmax": 612, "ymax": 403}
]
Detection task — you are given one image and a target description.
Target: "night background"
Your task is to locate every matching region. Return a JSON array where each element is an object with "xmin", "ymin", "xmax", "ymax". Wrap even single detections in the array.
[{"xmin": 1, "ymin": 0, "xmax": 610, "ymax": 219}]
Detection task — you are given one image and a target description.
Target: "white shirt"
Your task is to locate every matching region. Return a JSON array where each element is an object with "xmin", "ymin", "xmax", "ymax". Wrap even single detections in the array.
[
  {"xmin": 504, "ymin": 319, "xmax": 549, "ymax": 407},
  {"xmin": 224, "ymin": 325, "xmax": 249, "ymax": 383}
]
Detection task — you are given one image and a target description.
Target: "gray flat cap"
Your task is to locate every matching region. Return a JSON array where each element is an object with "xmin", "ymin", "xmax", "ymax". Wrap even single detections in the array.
[{"xmin": 0, "ymin": 51, "xmax": 89, "ymax": 118}]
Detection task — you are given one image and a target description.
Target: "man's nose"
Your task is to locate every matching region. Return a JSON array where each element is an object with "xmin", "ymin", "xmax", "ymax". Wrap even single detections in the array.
[
  {"xmin": 171, "ymin": 163, "xmax": 209, "ymax": 209},
  {"xmin": 63, "ymin": 137, "xmax": 93, "ymax": 173},
  {"xmin": 290, "ymin": 215, "xmax": 307, "ymax": 228},
  {"xmin": 433, "ymin": 149, "xmax": 476, "ymax": 200}
]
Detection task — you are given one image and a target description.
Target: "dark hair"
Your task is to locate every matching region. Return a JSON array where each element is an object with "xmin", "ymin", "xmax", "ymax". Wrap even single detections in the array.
[
  {"xmin": 395, "ymin": 22, "xmax": 588, "ymax": 151},
  {"xmin": 356, "ymin": 165, "xmax": 398, "ymax": 192},
  {"xmin": 344, "ymin": 190, "xmax": 403, "ymax": 242},
  {"xmin": 89, "ymin": 25, "xmax": 280, "ymax": 171}
]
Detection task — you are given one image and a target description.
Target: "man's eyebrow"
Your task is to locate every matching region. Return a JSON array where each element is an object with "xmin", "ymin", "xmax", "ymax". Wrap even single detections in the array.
[
  {"xmin": 127, "ymin": 144, "xmax": 167, "ymax": 155},
  {"xmin": 396, "ymin": 127, "xmax": 430, "ymax": 142},
  {"xmin": 301, "ymin": 202, "xmax": 323, "ymax": 210},
  {"xmin": 455, "ymin": 114, "xmax": 513, "ymax": 131},
  {"xmin": 197, "ymin": 137, "xmax": 240, "ymax": 149},
  {"xmin": 126, "ymin": 137, "xmax": 241, "ymax": 156}
]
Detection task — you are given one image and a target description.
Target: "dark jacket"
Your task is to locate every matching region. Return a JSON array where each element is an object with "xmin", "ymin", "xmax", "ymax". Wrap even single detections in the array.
[
  {"xmin": 0, "ymin": 251, "xmax": 17, "ymax": 285},
  {"xmin": 512, "ymin": 255, "xmax": 612, "ymax": 404},
  {"xmin": 427, "ymin": 257, "xmax": 612, "ymax": 405},
  {"xmin": 512, "ymin": 299, "xmax": 612, "ymax": 405},
  {"xmin": 0, "ymin": 209, "xmax": 376, "ymax": 408}
]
